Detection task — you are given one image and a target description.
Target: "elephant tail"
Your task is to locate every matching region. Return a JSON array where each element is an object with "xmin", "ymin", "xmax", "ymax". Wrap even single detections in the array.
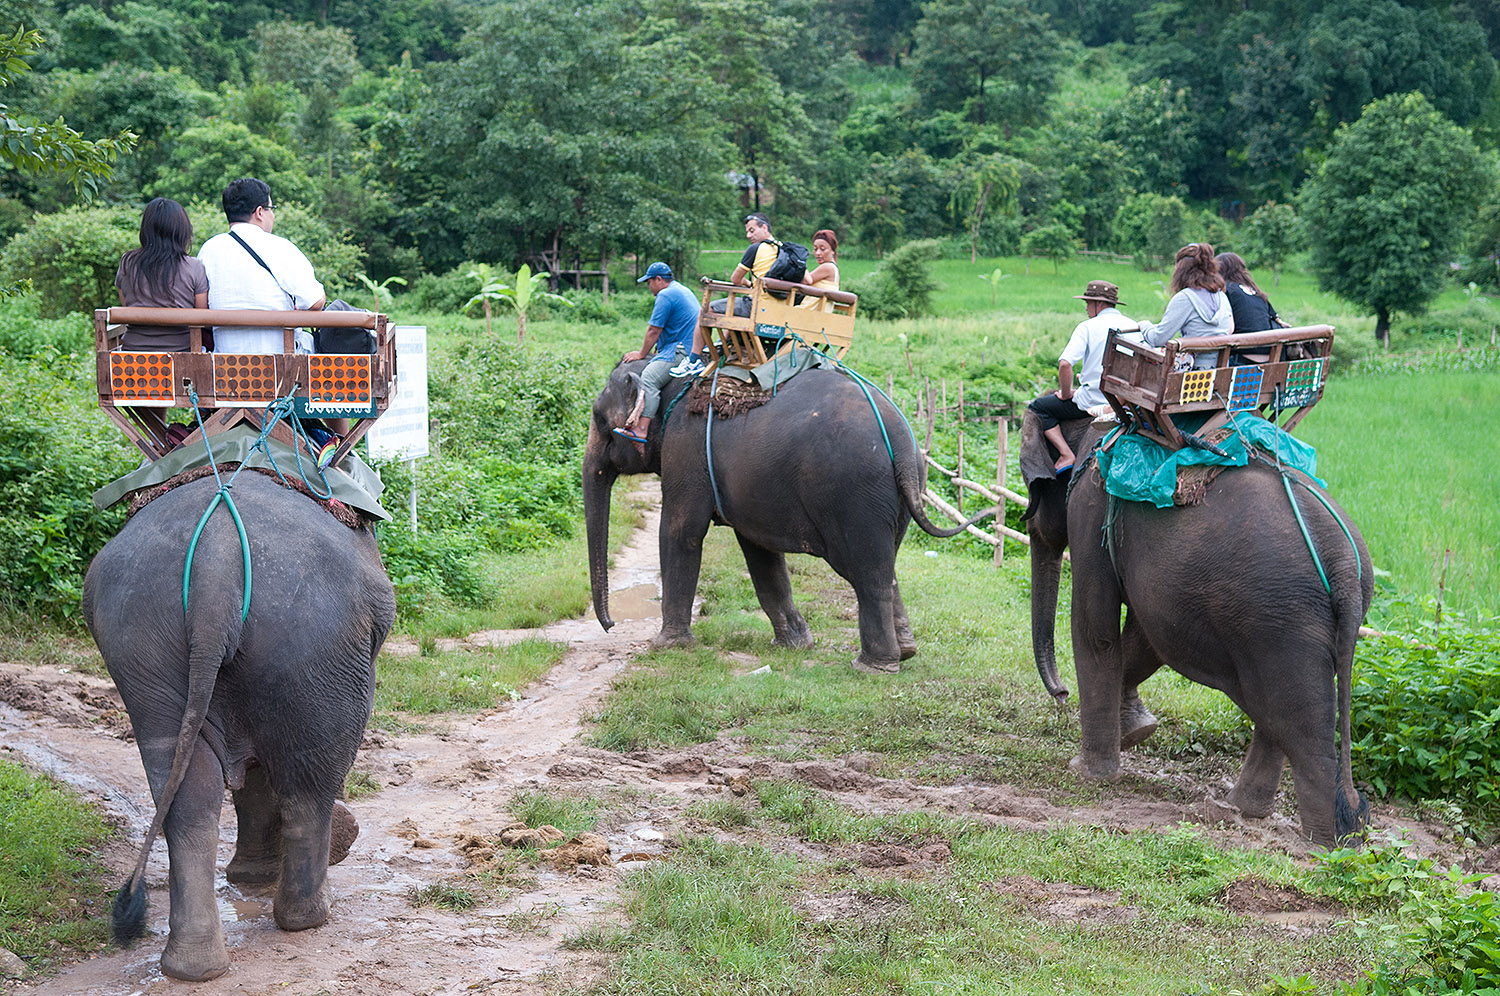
[
  {"xmin": 113, "ymin": 597, "xmax": 241, "ymax": 945},
  {"xmin": 1332, "ymin": 573, "xmax": 1370, "ymax": 844}
]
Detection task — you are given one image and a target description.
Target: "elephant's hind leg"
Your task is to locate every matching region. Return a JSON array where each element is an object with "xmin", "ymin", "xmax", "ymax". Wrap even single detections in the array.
[
  {"xmin": 158, "ymin": 737, "xmax": 231, "ymax": 982},
  {"xmin": 735, "ymin": 532, "xmax": 813, "ymax": 649},
  {"xmin": 892, "ymin": 580, "xmax": 917, "ymax": 660}
]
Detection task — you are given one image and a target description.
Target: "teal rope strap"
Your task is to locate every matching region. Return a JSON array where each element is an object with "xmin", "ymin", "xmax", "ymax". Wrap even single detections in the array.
[
  {"xmin": 183, "ymin": 489, "xmax": 252, "ymax": 619},
  {"xmin": 1298, "ymin": 481, "xmax": 1362, "ymax": 583},
  {"xmin": 704, "ymin": 367, "xmax": 728, "ymax": 521},
  {"xmin": 1282, "ymin": 474, "xmax": 1331, "ymax": 594}
]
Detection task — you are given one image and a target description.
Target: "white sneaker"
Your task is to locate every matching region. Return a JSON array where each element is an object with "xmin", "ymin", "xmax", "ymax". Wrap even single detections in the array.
[{"xmin": 669, "ymin": 355, "xmax": 706, "ymax": 377}]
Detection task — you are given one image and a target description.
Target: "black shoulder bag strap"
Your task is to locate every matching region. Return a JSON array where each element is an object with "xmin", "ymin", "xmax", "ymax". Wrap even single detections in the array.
[{"xmin": 229, "ymin": 230, "xmax": 301, "ymax": 308}]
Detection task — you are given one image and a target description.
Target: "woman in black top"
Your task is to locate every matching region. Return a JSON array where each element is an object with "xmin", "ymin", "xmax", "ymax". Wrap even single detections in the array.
[
  {"xmin": 1216, "ymin": 251, "xmax": 1284, "ymax": 364},
  {"xmin": 114, "ymin": 197, "xmax": 209, "ymax": 351}
]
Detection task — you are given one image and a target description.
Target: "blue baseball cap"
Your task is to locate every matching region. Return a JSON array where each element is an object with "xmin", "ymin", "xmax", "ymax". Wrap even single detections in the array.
[{"xmin": 637, "ymin": 261, "xmax": 672, "ymax": 283}]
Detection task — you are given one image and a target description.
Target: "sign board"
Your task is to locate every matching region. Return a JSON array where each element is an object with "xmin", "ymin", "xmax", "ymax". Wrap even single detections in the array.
[{"xmin": 366, "ymin": 326, "xmax": 429, "ymax": 460}]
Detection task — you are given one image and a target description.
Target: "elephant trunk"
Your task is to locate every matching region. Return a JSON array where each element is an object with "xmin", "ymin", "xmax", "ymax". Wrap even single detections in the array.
[
  {"xmin": 1029, "ymin": 517, "xmax": 1070, "ymax": 703},
  {"xmin": 583, "ymin": 425, "xmax": 620, "ymax": 631}
]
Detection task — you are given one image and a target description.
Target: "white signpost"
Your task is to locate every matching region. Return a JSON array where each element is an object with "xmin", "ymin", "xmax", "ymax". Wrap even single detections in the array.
[{"xmin": 365, "ymin": 326, "xmax": 430, "ymax": 530}]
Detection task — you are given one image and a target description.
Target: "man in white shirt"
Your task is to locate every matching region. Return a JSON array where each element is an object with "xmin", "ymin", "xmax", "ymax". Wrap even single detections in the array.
[
  {"xmin": 1027, "ymin": 279, "xmax": 1135, "ymax": 474},
  {"xmin": 197, "ymin": 178, "xmax": 325, "ymax": 353}
]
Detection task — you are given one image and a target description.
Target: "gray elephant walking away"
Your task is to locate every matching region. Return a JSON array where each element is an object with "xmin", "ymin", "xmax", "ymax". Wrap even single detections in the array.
[
  {"xmin": 1024, "ymin": 414, "xmax": 1373, "ymax": 845},
  {"xmin": 83, "ymin": 472, "xmax": 395, "ymax": 981},
  {"xmin": 585, "ymin": 360, "xmax": 994, "ymax": 672}
]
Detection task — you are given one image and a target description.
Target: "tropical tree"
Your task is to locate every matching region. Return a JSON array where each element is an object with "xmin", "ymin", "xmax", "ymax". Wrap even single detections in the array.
[
  {"xmin": 1300, "ymin": 92, "xmax": 1494, "ymax": 345},
  {"xmin": 1112, "ymin": 192, "xmax": 1188, "ymax": 270},
  {"xmin": 1020, "ymin": 223, "xmax": 1077, "ymax": 275},
  {"xmin": 1241, "ymin": 201, "xmax": 1301, "ymax": 285},
  {"xmin": 355, "ymin": 272, "xmax": 407, "ymax": 312},
  {"xmin": 949, "ymin": 153, "xmax": 1021, "ymax": 263},
  {"xmin": 909, "ymin": 0, "xmax": 1062, "ymax": 130},
  {"xmin": 0, "ymin": 28, "xmax": 134, "ymax": 199}
]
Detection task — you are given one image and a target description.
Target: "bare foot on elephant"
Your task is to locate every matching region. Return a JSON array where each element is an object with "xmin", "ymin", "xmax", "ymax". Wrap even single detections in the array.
[
  {"xmin": 648, "ymin": 630, "xmax": 695, "ymax": 651},
  {"xmin": 1120, "ymin": 707, "xmax": 1159, "ymax": 750},
  {"xmin": 161, "ymin": 931, "xmax": 230, "ymax": 983}
]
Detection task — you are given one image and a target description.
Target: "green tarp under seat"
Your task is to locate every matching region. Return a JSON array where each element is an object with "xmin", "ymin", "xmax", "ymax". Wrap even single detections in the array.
[
  {"xmin": 1095, "ymin": 412, "xmax": 1324, "ymax": 509},
  {"xmin": 92, "ymin": 424, "xmax": 392, "ymax": 521}
]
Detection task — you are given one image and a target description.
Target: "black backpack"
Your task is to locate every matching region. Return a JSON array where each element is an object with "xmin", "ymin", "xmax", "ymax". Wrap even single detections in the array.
[{"xmin": 762, "ymin": 238, "xmax": 809, "ymax": 296}]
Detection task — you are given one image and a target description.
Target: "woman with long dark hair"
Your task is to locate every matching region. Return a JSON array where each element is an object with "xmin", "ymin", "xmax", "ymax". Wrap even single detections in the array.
[
  {"xmin": 1137, "ymin": 242, "xmax": 1233, "ymax": 368},
  {"xmin": 114, "ymin": 197, "xmax": 208, "ymax": 351},
  {"xmin": 1214, "ymin": 250, "xmax": 1283, "ymax": 332}
]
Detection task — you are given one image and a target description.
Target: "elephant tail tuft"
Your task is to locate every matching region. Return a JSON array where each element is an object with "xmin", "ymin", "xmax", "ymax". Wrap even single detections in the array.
[
  {"xmin": 111, "ymin": 876, "xmax": 149, "ymax": 945},
  {"xmin": 1335, "ymin": 788, "xmax": 1371, "ymax": 846}
]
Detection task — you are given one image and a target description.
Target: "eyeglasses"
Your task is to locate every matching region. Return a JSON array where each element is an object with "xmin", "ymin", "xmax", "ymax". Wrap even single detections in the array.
[{"xmin": 263, "ymin": 203, "xmax": 276, "ymax": 212}]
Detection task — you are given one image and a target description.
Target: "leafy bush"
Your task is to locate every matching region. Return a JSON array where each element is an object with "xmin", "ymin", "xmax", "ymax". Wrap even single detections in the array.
[
  {"xmin": 1350, "ymin": 626, "xmax": 1500, "ymax": 820},
  {"xmin": 1112, "ymin": 192, "xmax": 1188, "ymax": 269},
  {"xmin": 0, "ymin": 206, "xmax": 138, "ymax": 317},
  {"xmin": 1315, "ymin": 831, "xmax": 1500, "ymax": 993},
  {"xmin": 428, "ymin": 338, "xmax": 593, "ymax": 466},
  {"xmin": 0, "ymin": 345, "xmax": 135, "ymax": 618},
  {"xmin": 562, "ymin": 289, "xmax": 622, "ymax": 325},
  {"xmin": 0, "ymin": 294, "xmax": 94, "ymax": 359},
  {"xmin": 848, "ymin": 238, "xmax": 941, "ymax": 320},
  {"xmin": 406, "ymin": 265, "xmax": 481, "ymax": 314}
]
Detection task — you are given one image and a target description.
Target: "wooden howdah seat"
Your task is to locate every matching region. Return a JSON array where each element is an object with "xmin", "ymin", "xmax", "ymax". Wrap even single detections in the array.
[
  {"xmin": 94, "ymin": 307, "xmax": 396, "ymax": 468},
  {"xmin": 697, "ymin": 276, "xmax": 858, "ymax": 371},
  {"xmin": 1099, "ymin": 324, "xmax": 1335, "ymax": 450}
]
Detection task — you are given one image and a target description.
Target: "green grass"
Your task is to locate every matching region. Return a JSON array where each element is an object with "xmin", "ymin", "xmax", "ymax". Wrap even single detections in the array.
[
  {"xmin": 1297, "ymin": 367, "xmax": 1500, "ymax": 624},
  {"xmin": 373, "ymin": 637, "xmax": 563, "ymax": 719},
  {"xmin": 573, "ymin": 803, "xmax": 1382, "ymax": 995},
  {"xmin": 507, "ymin": 788, "xmax": 603, "ymax": 839},
  {"xmin": 0, "ymin": 761, "xmax": 114, "ymax": 970}
]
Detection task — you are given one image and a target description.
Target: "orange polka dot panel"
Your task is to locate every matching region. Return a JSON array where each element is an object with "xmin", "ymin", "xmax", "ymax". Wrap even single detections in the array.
[
  {"xmin": 110, "ymin": 352, "xmax": 175, "ymax": 405},
  {"xmin": 309, "ymin": 354, "xmax": 372, "ymax": 407},
  {"xmin": 214, "ymin": 354, "xmax": 278, "ymax": 404}
]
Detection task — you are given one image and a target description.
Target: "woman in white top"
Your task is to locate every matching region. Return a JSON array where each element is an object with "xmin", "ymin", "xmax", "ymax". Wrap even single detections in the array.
[
  {"xmin": 1137, "ymin": 242, "xmax": 1233, "ymax": 368},
  {"xmin": 797, "ymin": 228, "xmax": 840, "ymax": 311}
]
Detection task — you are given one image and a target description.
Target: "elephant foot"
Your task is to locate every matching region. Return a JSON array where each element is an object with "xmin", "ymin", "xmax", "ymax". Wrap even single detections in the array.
[
  {"xmin": 329, "ymin": 803, "xmax": 359, "ymax": 866},
  {"xmin": 225, "ymin": 854, "xmax": 279, "ymax": 885},
  {"xmin": 649, "ymin": 629, "xmax": 695, "ymax": 651},
  {"xmin": 161, "ymin": 931, "xmax": 230, "ymax": 982},
  {"xmin": 1119, "ymin": 705, "xmax": 1159, "ymax": 750},
  {"xmin": 1226, "ymin": 782, "xmax": 1277, "ymax": 820},
  {"xmin": 851, "ymin": 655, "xmax": 900, "ymax": 675},
  {"xmin": 771, "ymin": 629, "xmax": 814, "ymax": 650},
  {"xmin": 897, "ymin": 641, "xmax": 917, "ymax": 661},
  {"xmin": 273, "ymin": 883, "xmax": 330, "ymax": 932},
  {"xmin": 1068, "ymin": 754, "xmax": 1123, "ymax": 784}
]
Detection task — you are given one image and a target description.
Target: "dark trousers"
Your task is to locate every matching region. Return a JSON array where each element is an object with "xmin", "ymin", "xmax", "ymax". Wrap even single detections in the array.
[
  {"xmin": 708, "ymin": 297, "xmax": 752, "ymax": 317},
  {"xmin": 1028, "ymin": 392, "xmax": 1089, "ymax": 431}
]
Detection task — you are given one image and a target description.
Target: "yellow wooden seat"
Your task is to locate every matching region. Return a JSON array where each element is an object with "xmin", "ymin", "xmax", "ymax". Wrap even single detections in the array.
[
  {"xmin": 697, "ymin": 277, "xmax": 858, "ymax": 371},
  {"xmin": 94, "ymin": 307, "xmax": 395, "ymax": 468},
  {"xmin": 1099, "ymin": 324, "xmax": 1335, "ymax": 450}
]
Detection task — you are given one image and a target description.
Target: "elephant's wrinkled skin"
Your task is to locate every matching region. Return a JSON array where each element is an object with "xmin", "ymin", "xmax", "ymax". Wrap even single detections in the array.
[
  {"xmin": 586, "ymin": 361, "xmax": 989, "ymax": 671},
  {"xmin": 82, "ymin": 473, "xmax": 395, "ymax": 981},
  {"xmin": 1025, "ymin": 416, "xmax": 1372, "ymax": 845}
]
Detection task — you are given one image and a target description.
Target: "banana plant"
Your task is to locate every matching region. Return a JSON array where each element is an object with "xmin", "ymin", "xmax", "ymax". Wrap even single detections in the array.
[
  {"xmin": 464, "ymin": 264, "xmax": 573, "ymax": 343},
  {"xmin": 354, "ymin": 272, "xmax": 407, "ymax": 313},
  {"xmin": 977, "ymin": 267, "xmax": 1009, "ymax": 308}
]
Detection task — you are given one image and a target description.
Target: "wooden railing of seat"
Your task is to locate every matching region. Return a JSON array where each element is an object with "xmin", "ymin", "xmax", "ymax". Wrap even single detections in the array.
[
  {"xmin": 94, "ymin": 307, "xmax": 395, "ymax": 468},
  {"xmin": 697, "ymin": 277, "xmax": 858, "ymax": 371},
  {"xmin": 1099, "ymin": 324, "xmax": 1335, "ymax": 450}
]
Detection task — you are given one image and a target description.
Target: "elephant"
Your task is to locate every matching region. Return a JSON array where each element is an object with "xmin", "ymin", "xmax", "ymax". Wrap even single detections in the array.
[
  {"xmin": 82, "ymin": 472, "xmax": 396, "ymax": 981},
  {"xmin": 1022, "ymin": 413, "xmax": 1372, "ymax": 845},
  {"xmin": 585, "ymin": 359, "xmax": 991, "ymax": 672}
]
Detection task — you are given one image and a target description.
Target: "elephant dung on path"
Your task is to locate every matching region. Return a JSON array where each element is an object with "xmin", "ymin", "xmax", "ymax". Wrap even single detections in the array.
[
  {"xmin": 82, "ymin": 472, "xmax": 395, "ymax": 982},
  {"xmin": 1022, "ymin": 413, "xmax": 1372, "ymax": 845},
  {"xmin": 585, "ymin": 360, "xmax": 992, "ymax": 672}
]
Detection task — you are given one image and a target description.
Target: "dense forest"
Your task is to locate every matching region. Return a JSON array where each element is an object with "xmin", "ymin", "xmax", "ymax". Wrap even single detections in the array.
[{"xmin": 2, "ymin": 0, "xmax": 1498, "ymax": 323}]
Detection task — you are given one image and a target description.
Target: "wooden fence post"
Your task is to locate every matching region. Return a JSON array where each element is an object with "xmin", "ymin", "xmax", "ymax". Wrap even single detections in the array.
[
  {"xmin": 956, "ymin": 380, "xmax": 965, "ymax": 514},
  {"xmin": 993, "ymin": 421, "xmax": 1007, "ymax": 567}
]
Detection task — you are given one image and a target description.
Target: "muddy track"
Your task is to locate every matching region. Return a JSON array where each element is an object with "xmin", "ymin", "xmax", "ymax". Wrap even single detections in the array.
[{"xmin": 0, "ymin": 480, "xmax": 1487, "ymax": 995}]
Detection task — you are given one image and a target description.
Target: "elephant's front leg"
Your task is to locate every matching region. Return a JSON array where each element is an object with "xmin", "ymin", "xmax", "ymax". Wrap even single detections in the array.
[
  {"xmin": 227, "ymin": 763, "xmax": 281, "ymax": 885},
  {"xmin": 652, "ymin": 507, "xmax": 709, "ymax": 649},
  {"xmin": 1227, "ymin": 725, "xmax": 1285, "ymax": 818},
  {"xmin": 152, "ymin": 736, "xmax": 232, "ymax": 981},
  {"xmin": 1070, "ymin": 597, "xmax": 1126, "ymax": 783},
  {"xmin": 734, "ymin": 532, "xmax": 812, "ymax": 649},
  {"xmin": 890, "ymin": 579, "xmax": 918, "ymax": 661}
]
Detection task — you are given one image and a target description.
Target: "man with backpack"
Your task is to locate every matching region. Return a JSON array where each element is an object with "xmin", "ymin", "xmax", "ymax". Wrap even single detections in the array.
[{"xmin": 709, "ymin": 212, "xmax": 806, "ymax": 317}]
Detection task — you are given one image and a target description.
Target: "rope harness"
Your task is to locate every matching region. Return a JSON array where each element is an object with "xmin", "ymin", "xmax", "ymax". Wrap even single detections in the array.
[
  {"xmin": 180, "ymin": 383, "xmax": 335, "ymax": 620},
  {"xmin": 688, "ymin": 329, "xmax": 915, "ymax": 521},
  {"xmin": 1093, "ymin": 413, "xmax": 1363, "ymax": 598}
]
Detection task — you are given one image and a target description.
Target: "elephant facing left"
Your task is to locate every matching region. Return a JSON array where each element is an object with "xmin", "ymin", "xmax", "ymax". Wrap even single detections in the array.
[{"xmin": 82, "ymin": 472, "xmax": 396, "ymax": 982}]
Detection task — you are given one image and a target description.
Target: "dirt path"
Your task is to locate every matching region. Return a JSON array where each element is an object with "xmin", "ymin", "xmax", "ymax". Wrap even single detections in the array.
[{"xmin": 1, "ymin": 480, "xmax": 1489, "ymax": 995}]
